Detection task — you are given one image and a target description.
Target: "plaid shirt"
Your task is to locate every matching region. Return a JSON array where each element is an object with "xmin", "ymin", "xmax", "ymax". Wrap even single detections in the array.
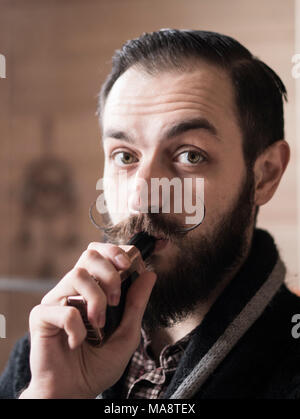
[{"xmin": 122, "ymin": 328, "xmax": 196, "ymax": 399}]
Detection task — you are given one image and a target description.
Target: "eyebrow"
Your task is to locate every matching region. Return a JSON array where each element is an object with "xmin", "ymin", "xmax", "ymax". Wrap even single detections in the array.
[
  {"xmin": 164, "ymin": 117, "xmax": 218, "ymax": 140},
  {"xmin": 103, "ymin": 117, "xmax": 219, "ymax": 144}
]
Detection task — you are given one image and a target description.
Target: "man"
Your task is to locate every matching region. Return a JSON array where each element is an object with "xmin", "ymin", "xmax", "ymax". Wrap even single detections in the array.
[{"xmin": 1, "ymin": 29, "xmax": 299, "ymax": 399}]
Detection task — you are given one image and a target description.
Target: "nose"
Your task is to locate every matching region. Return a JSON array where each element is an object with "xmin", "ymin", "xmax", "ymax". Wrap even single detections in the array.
[{"xmin": 128, "ymin": 158, "xmax": 167, "ymax": 215}]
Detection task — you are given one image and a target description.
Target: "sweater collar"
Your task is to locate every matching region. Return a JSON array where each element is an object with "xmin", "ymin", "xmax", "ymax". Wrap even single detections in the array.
[
  {"xmin": 100, "ymin": 228, "xmax": 279, "ymax": 399},
  {"xmin": 163, "ymin": 227, "xmax": 280, "ymax": 398}
]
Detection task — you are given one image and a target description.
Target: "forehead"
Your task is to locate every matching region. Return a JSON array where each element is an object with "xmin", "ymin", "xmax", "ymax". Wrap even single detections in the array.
[{"xmin": 102, "ymin": 62, "xmax": 240, "ymax": 142}]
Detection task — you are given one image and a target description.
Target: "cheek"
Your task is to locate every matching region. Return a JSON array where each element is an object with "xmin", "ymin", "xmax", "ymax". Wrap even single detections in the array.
[{"xmin": 202, "ymin": 166, "xmax": 246, "ymax": 228}]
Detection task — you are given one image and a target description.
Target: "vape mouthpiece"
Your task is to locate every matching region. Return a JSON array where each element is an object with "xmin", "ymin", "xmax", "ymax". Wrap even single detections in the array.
[{"xmin": 128, "ymin": 231, "xmax": 157, "ymax": 260}]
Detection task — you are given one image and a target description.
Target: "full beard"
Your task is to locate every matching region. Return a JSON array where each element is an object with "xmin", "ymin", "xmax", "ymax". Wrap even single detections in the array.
[{"xmin": 102, "ymin": 171, "xmax": 255, "ymax": 334}]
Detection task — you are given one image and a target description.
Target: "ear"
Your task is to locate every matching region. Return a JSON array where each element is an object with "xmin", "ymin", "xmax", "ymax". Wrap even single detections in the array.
[{"xmin": 253, "ymin": 140, "xmax": 290, "ymax": 206}]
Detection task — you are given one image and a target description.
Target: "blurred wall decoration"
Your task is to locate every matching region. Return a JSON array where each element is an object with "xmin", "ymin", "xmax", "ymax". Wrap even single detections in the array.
[
  {"xmin": 15, "ymin": 154, "xmax": 79, "ymax": 278},
  {"xmin": 13, "ymin": 115, "xmax": 80, "ymax": 279},
  {"xmin": 0, "ymin": 0, "xmax": 298, "ymax": 371}
]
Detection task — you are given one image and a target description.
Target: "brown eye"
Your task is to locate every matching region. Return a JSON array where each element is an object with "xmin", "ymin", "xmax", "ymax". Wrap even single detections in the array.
[
  {"xmin": 177, "ymin": 150, "xmax": 204, "ymax": 165},
  {"xmin": 113, "ymin": 151, "xmax": 138, "ymax": 165}
]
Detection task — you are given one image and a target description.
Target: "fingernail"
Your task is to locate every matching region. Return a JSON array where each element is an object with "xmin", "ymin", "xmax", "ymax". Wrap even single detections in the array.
[
  {"xmin": 109, "ymin": 292, "xmax": 120, "ymax": 306},
  {"xmin": 115, "ymin": 254, "xmax": 131, "ymax": 268}
]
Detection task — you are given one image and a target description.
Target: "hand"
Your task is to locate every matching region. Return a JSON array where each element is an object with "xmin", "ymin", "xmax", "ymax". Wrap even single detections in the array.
[{"xmin": 20, "ymin": 242, "xmax": 157, "ymax": 399}]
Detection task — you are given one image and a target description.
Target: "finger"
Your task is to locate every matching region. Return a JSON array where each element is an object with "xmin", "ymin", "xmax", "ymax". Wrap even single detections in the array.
[
  {"xmin": 74, "ymin": 249, "xmax": 123, "ymax": 306},
  {"xmin": 29, "ymin": 304, "xmax": 87, "ymax": 350},
  {"xmin": 87, "ymin": 242, "xmax": 132, "ymax": 270},
  {"xmin": 42, "ymin": 267, "xmax": 107, "ymax": 328}
]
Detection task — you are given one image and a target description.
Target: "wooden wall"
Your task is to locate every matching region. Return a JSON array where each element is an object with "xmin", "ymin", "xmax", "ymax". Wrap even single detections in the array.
[{"xmin": 0, "ymin": 0, "xmax": 297, "ymax": 372}]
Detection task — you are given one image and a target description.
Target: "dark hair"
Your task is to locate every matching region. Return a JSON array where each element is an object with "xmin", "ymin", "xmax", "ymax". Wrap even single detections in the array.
[{"xmin": 98, "ymin": 29, "xmax": 287, "ymax": 168}]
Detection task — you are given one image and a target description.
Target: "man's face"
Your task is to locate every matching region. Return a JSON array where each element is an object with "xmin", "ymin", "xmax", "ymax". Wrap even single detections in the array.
[{"xmin": 101, "ymin": 62, "xmax": 255, "ymax": 330}]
